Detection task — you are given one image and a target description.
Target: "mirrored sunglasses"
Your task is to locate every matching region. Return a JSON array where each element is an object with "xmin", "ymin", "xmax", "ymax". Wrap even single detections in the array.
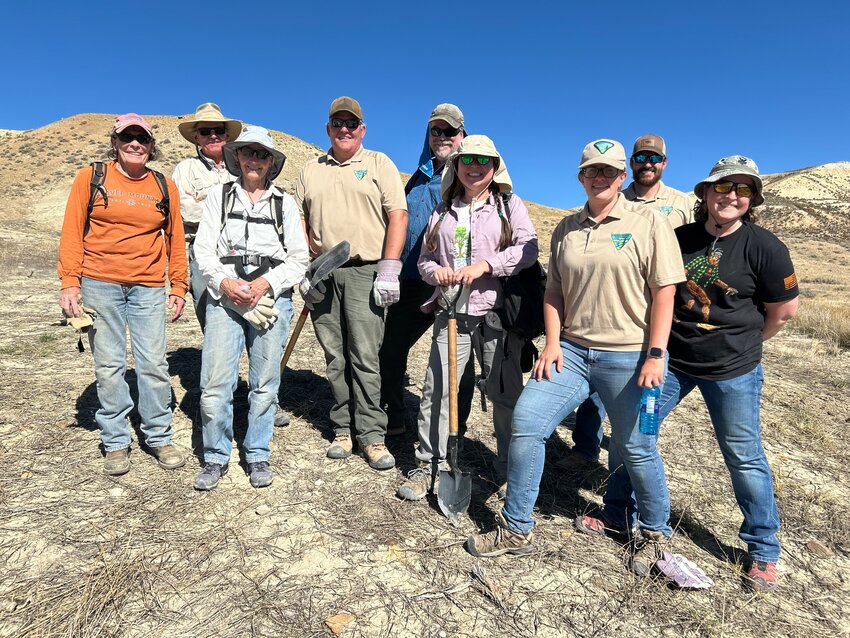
[
  {"xmin": 459, "ymin": 155, "xmax": 491, "ymax": 166},
  {"xmin": 712, "ymin": 181, "xmax": 754, "ymax": 197},
  {"xmin": 632, "ymin": 153, "xmax": 664, "ymax": 165}
]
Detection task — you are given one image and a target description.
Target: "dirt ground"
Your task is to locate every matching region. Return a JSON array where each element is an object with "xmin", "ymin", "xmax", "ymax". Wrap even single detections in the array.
[{"xmin": 1, "ymin": 235, "xmax": 849, "ymax": 638}]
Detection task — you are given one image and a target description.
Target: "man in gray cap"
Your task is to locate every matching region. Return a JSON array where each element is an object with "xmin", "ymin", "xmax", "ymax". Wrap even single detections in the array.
[
  {"xmin": 623, "ymin": 134, "xmax": 695, "ymax": 228},
  {"xmin": 296, "ymin": 96, "xmax": 408, "ymax": 471},
  {"xmin": 379, "ymin": 104, "xmax": 474, "ymax": 437}
]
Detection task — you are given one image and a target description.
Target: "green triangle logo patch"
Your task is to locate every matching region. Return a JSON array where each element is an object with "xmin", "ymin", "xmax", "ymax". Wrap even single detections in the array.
[
  {"xmin": 354, "ymin": 169, "xmax": 367, "ymax": 181},
  {"xmin": 659, "ymin": 206, "xmax": 673, "ymax": 216},
  {"xmin": 611, "ymin": 233, "xmax": 632, "ymax": 250},
  {"xmin": 594, "ymin": 141, "xmax": 614, "ymax": 154}
]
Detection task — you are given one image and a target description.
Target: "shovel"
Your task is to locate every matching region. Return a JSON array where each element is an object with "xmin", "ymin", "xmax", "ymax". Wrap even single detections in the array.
[{"xmin": 437, "ymin": 284, "xmax": 472, "ymax": 522}]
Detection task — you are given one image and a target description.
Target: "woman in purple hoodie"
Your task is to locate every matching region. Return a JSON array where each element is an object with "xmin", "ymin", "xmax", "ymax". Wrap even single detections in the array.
[{"xmin": 396, "ymin": 135, "xmax": 539, "ymax": 502}]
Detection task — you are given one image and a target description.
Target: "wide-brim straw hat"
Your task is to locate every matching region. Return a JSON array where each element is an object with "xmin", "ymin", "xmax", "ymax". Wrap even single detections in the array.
[
  {"xmin": 441, "ymin": 134, "xmax": 512, "ymax": 199},
  {"xmin": 178, "ymin": 102, "xmax": 242, "ymax": 144},
  {"xmin": 694, "ymin": 155, "xmax": 764, "ymax": 207},
  {"xmin": 223, "ymin": 126, "xmax": 286, "ymax": 181}
]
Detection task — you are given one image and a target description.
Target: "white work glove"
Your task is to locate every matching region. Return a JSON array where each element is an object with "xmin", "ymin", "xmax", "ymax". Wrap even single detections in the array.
[
  {"xmin": 223, "ymin": 296, "xmax": 279, "ymax": 330},
  {"xmin": 372, "ymin": 259, "xmax": 402, "ymax": 307},
  {"xmin": 298, "ymin": 276, "xmax": 326, "ymax": 309}
]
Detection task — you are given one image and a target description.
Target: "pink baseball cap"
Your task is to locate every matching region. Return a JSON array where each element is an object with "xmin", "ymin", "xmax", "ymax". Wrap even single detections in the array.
[{"xmin": 112, "ymin": 113, "xmax": 154, "ymax": 135}]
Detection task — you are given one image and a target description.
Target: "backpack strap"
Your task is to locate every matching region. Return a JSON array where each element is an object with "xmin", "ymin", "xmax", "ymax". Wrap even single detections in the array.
[
  {"xmin": 271, "ymin": 193, "xmax": 285, "ymax": 248},
  {"xmin": 149, "ymin": 168, "xmax": 170, "ymax": 233},
  {"xmin": 84, "ymin": 162, "xmax": 108, "ymax": 237}
]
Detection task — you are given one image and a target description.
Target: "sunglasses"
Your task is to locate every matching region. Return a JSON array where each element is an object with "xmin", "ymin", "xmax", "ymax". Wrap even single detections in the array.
[
  {"xmin": 115, "ymin": 132, "xmax": 152, "ymax": 145},
  {"xmin": 581, "ymin": 166, "xmax": 620, "ymax": 179},
  {"xmin": 330, "ymin": 117, "xmax": 361, "ymax": 129},
  {"xmin": 237, "ymin": 147, "xmax": 272, "ymax": 160},
  {"xmin": 197, "ymin": 126, "xmax": 227, "ymax": 137},
  {"xmin": 459, "ymin": 155, "xmax": 491, "ymax": 166},
  {"xmin": 430, "ymin": 125, "xmax": 461, "ymax": 138},
  {"xmin": 632, "ymin": 153, "xmax": 665, "ymax": 165},
  {"xmin": 712, "ymin": 181, "xmax": 754, "ymax": 197}
]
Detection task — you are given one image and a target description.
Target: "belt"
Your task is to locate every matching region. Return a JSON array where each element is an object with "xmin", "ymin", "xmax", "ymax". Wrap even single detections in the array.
[{"xmin": 340, "ymin": 259, "xmax": 379, "ymax": 268}]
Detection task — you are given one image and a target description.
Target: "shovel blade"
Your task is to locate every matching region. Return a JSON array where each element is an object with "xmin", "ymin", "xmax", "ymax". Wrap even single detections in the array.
[{"xmin": 437, "ymin": 468, "xmax": 471, "ymax": 521}]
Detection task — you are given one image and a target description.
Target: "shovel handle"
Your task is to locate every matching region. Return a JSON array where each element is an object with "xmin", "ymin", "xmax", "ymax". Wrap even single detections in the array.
[
  {"xmin": 280, "ymin": 307, "xmax": 309, "ymax": 372},
  {"xmin": 447, "ymin": 315, "xmax": 459, "ymax": 436}
]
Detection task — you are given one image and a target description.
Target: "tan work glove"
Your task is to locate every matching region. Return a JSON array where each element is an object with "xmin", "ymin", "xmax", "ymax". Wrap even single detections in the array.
[
  {"xmin": 223, "ymin": 296, "xmax": 279, "ymax": 331},
  {"xmin": 66, "ymin": 303, "xmax": 97, "ymax": 352}
]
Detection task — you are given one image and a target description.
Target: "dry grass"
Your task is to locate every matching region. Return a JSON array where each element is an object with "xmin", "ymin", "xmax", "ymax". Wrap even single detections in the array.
[{"xmin": 790, "ymin": 300, "xmax": 850, "ymax": 351}]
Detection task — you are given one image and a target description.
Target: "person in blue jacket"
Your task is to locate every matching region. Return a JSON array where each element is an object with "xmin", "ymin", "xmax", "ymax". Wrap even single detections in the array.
[{"xmin": 379, "ymin": 104, "xmax": 474, "ymax": 436}]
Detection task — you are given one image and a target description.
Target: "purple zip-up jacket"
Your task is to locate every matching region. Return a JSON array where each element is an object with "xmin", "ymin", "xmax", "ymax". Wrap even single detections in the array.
[{"xmin": 418, "ymin": 192, "xmax": 539, "ymax": 316}]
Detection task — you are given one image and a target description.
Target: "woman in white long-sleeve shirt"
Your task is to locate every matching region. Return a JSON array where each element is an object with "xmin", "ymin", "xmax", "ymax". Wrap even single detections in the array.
[{"xmin": 193, "ymin": 126, "xmax": 309, "ymax": 490}]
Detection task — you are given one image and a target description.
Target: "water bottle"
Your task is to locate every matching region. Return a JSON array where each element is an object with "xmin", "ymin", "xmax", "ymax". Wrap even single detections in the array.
[{"xmin": 639, "ymin": 386, "xmax": 661, "ymax": 435}]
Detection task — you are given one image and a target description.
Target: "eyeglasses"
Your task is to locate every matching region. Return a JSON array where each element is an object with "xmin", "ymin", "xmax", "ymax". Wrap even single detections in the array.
[
  {"xmin": 115, "ymin": 132, "xmax": 152, "ymax": 145},
  {"xmin": 430, "ymin": 125, "xmax": 461, "ymax": 138},
  {"xmin": 330, "ymin": 117, "xmax": 361, "ymax": 129},
  {"xmin": 459, "ymin": 155, "xmax": 491, "ymax": 166},
  {"xmin": 632, "ymin": 153, "xmax": 665, "ymax": 165},
  {"xmin": 581, "ymin": 166, "xmax": 620, "ymax": 179},
  {"xmin": 712, "ymin": 181, "xmax": 754, "ymax": 197},
  {"xmin": 237, "ymin": 147, "xmax": 272, "ymax": 160},
  {"xmin": 197, "ymin": 126, "xmax": 227, "ymax": 137}
]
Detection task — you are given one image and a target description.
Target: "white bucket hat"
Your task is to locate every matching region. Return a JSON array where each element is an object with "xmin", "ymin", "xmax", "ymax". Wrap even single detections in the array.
[
  {"xmin": 223, "ymin": 126, "xmax": 286, "ymax": 181},
  {"xmin": 441, "ymin": 134, "xmax": 512, "ymax": 199}
]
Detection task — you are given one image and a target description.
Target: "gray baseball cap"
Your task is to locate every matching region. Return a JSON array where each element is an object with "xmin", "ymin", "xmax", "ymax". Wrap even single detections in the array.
[{"xmin": 694, "ymin": 155, "xmax": 764, "ymax": 207}]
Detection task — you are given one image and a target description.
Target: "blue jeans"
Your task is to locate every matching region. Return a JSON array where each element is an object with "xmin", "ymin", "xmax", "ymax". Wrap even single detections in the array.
[
  {"xmin": 571, "ymin": 393, "xmax": 606, "ymax": 461},
  {"xmin": 502, "ymin": 339, "xmax": 671, "ymax": 536},
  {"xmin": 200, "ymin": 293, "xmax": 294, "ymax": 465},
  {"xmin": 81, "ymin": 278, "xmax": 173, "ymax": 452},
  {"xmin": 650, "ymin": 365, "xmax": 779, "ymax": 561}
]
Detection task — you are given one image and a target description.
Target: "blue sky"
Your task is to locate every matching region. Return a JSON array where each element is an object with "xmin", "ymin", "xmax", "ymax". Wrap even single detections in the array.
[{"xmin": 2, "ymin": 2, "xmax": 847, "ymax": 209}]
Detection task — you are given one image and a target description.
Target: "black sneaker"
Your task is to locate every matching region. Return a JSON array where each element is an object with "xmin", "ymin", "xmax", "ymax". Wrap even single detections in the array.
[
  {"xmin": 247, "ymin": 461, "xmax": 273, "ymax": 488},
  {"xmin": 194, "ymin": 463, "xmax": 228, "ymax": 490}
]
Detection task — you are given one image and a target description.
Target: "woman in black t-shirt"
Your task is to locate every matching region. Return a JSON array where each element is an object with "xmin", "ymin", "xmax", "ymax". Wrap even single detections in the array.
[{"xmin": 661, "ymin": 156, "xmax": 798, "ymax": 592}]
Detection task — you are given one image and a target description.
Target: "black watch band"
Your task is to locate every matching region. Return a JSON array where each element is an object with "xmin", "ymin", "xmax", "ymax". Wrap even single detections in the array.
[{"xmin": 648, "ymin": 347, "xmax": 665, "ymax": 359}]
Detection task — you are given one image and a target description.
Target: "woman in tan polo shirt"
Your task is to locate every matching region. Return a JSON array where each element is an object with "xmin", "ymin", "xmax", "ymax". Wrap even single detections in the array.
[{"xmin": 467, "ymin": 139, "xmax": 685, "ymax": 577}]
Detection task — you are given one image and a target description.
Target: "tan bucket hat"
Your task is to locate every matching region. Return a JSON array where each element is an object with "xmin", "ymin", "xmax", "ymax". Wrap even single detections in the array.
[
  {"xmin": 694, "ymin": 155, "xmax": 764, "ymax": 207},
  {"xmin": 441, "ymin": 134, "xmax": 512, "ymax": 199},
  {"xmin": 178, "ymin": 102, "xmax": 242, "ymax": 143}
]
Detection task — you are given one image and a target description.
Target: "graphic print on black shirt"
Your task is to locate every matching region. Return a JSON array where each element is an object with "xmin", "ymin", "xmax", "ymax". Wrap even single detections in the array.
[{"xmin": 668, "ymin": 222, "xmax": 799, "ymax": 380}]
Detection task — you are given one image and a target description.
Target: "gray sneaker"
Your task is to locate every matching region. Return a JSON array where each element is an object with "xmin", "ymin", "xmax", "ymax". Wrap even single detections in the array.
[
  {"xmin": 247, "ymin": 461, "xmax": 273, "ymax": 488},
  {"xmin": 103, "ymin": 448, "xmax": 130, "ymax": 476},
  {"xmin": 397, "ymin": 464, "xmax": 435, "ymax": 501},
  {"xmin": 194, "ymin": 463, "xmax": 228, "ymax": 491}
]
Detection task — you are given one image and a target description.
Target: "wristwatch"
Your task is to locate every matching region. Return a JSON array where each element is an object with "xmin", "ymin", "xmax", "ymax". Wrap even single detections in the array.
[{"xmin": 648, "ymin": 347, "xmax": 665, "ymax": 359}]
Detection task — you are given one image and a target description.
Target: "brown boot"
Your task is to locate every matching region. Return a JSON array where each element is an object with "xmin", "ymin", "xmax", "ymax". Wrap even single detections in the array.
[
  {"xmin": 362, "ymin": 443, "xmax": 395, "ymax": 470},
  {"xmin": 103, "ymin": 448, "xmax": 130, "ymax": 476},
  {"xmin": 466, "ymin": 512, "xmax": 534, "ymax": 557},
  {"xmin": 327, "ymin": 433, "xmax": 353, "ymax": 459},
  {"xmin": 150, "ymin": 444, "xmax": 185, "ymax": 470},
  {"xmin": 629, "ymin": 530, "xmax": 669, "ymax": 577}
]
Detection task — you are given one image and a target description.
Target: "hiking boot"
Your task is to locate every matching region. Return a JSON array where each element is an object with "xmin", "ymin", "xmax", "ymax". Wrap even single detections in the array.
[
  {"xmin": 363, "ymin": 443, "xmax": 395, "ymax": 470},
  {"xmin": 150, "ymin": 444, "xmax": 185, "ymax": 470},
  {"xmin": 103, "ymin": 448, "xmax": 130, "ymax": 476},
  {"xmin": 629, "ymin": 530, "xmax": 668, "ymax": 577},
  {"xmin": 397, "ymin": 464, "xmax": 435, "ymax": 501},
  {"xmin": 274, "ymin": 406, "xmax": 290, "ymax": 427},
  {"xmin": 194, "ymin": 463, "xmax": 228, "ymax": 491},
  {"xmin": 247, "ymin": 461, "xmax": 273, "ymax": 488},
  {"xmin": 745, "ymin": 560, "xmax": 779, "ymax": 592},
  {"xmin": 555, "ymin": 451, "xmax": 598, "ymax": 473},
  {"xmin": 327, "ymin": 433, "xmax": 353, "ymax": 459},
  {"xmin": 466, "ymin": 512, "xmax": 534, "ymax": 558}
]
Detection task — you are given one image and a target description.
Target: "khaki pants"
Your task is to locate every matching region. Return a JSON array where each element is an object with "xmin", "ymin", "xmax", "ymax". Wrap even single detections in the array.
[
  {"xmin": 311, "ymin": 264, "xmax": 386, "ymax": 447},
  {"xmin": 416, "ymin": 310, "xmax": 524, "ymax": 478}
]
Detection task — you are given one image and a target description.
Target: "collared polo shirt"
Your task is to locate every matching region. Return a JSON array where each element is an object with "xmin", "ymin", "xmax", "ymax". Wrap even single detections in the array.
[
  {"xmin": 623, "ymin": 180, "xmax": 696, "ymax": 228},
  {"xmin": 295, "ymin": 145, "xmax": 407, "ymax": 260},
  {"xmin": 547, "ymin": 194, "xmax": 685, "ymax": 351}
]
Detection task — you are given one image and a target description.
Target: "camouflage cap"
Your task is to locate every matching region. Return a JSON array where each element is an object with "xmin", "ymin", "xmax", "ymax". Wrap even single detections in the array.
[
  {"xmin": 694, "ymin": 155, "xmax": 764, "ymax": 207},
  {"xmin": 428, "ymin": 103, "xmax": 464, "ymax": 129},
  {"xmin": 579, "ymin": 139, "xmax": 627, "ymax": 171}
]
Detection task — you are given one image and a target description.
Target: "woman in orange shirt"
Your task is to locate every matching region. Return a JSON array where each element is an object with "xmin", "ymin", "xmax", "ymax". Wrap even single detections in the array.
[{"xmin": 58, "ymin": 113, "xmax": 188, "ymax": 476}]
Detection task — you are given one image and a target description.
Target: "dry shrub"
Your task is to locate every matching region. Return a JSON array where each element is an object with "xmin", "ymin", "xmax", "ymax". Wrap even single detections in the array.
[{"xmin": 791, "ymin": 299, "xmax": 850, "ymax": 350}]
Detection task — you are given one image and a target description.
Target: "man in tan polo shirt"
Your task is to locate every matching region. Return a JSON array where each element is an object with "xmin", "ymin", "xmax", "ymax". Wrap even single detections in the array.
[
  {"xmin": 623, "ymin": 134, "xmax": 696, "ymax": 228},
  {"xmin": 295, "ymin": 96, "xmax": 408, "ymax": 471}
]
